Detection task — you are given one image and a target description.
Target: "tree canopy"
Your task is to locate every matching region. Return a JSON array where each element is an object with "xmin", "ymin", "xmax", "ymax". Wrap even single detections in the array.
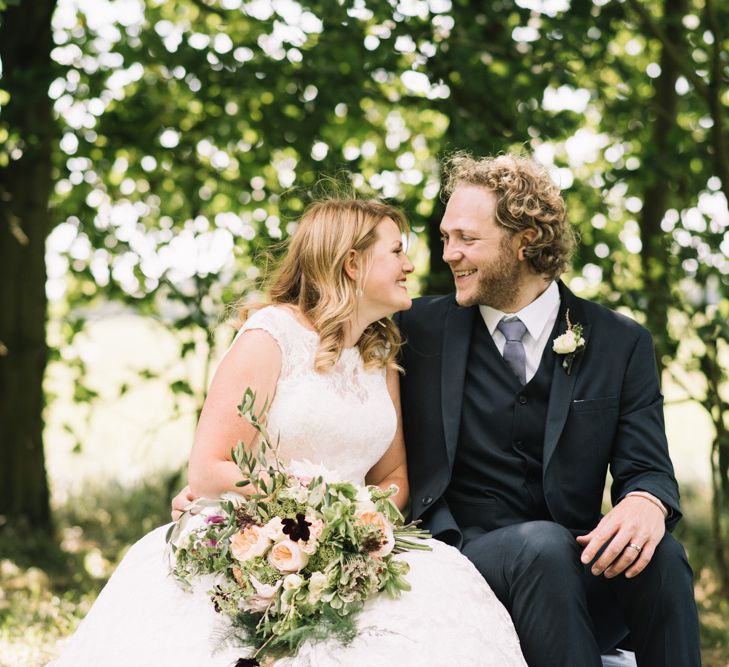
[{"xmin": 1, "ymin": 0, "xmax": 728, "ymax": 588}]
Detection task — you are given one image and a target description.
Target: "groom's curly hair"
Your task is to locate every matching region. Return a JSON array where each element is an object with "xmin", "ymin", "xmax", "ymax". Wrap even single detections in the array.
[{"xmin": 442, "ymin": 152, "xmax": 576, "ymax": 280}]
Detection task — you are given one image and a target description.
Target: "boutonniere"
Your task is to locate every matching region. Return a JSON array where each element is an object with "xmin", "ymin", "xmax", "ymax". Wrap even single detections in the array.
[{"xmin": 552, "ymin": 309, "xmax": 585, "ymax": 375}]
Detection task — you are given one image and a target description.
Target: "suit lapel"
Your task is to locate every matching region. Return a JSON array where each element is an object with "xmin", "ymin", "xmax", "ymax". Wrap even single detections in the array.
[
  {"xmin": 441, "ymin": 301, "xmax": 476, "ymax": 469},
  {"xmin": 543, "ymin": 282, "xmax": 591, "ymax": 469}
]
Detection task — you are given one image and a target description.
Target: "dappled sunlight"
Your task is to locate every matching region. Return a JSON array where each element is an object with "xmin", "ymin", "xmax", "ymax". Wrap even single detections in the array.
[{"xmin": 0, "ymin": 470, "xmax": 177, "ymax": 666}]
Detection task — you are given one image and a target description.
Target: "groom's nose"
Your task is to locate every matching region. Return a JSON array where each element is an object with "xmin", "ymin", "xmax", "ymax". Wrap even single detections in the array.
[{"xmin": 442, "ymin": 242, "xmax": 461, "ymax": 264}]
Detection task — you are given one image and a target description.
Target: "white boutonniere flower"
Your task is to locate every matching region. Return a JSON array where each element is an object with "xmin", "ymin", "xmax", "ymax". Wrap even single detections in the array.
[{"xmin": 552, "ymin": 309, "xmax": 585, "ymax": 374}]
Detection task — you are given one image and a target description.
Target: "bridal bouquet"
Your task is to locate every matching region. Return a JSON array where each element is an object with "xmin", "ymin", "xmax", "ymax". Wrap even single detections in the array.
[{"xmin": 166, "ymin": 388, "xmax": 430, "ymax": 665}]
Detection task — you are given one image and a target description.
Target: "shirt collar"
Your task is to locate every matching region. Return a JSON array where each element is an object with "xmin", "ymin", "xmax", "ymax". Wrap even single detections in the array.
[{"xmin": 479, "ymin": 281, "xmax": 560, "ymax": 340}]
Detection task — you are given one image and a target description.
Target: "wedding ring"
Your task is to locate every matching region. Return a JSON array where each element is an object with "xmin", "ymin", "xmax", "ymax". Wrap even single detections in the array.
[{"xmin": 627, "ymin": 543, "xmax": 642, "ymax": 554}]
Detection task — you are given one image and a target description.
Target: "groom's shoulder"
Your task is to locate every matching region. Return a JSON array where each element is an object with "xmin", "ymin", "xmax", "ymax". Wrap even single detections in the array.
[
  {"xmin": 397, "ymin": 293, "xmax": 455, "ymax": 331},
  {"xmin": 411, "ymin": 293, "xmax": 456, "ymax": 313}
]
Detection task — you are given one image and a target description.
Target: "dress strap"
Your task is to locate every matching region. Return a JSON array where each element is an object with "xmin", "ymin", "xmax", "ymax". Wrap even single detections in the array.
[{"xmin": 233, "ymin": 306, "xmax": 312, "ymax": 378}]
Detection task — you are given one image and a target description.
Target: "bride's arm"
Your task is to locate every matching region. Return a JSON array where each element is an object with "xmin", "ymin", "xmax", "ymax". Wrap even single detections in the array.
[
  {"xmin": 187, "ymin": 329, "xmax": 281, "ymax": 498},
  {"xmin": 365, "ymin": 367, "xmax": 409, "ymax": 512}
]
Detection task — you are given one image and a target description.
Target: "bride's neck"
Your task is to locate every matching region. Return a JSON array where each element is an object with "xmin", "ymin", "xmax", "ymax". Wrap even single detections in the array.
[{"xmin": 344, "ymin": 319, "xmax": 365, "ymax": 348}]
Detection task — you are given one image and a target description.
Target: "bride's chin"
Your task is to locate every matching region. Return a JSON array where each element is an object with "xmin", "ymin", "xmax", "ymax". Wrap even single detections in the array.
[{"xmin": 393, "ymin": 295, "xmax": 412, "ymax": 312}]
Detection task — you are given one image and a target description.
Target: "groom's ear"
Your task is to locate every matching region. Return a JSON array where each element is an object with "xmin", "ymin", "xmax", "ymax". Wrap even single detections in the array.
[{"xmin": 517, "ymin": 229, "xmax": 538, "ymax": 261}]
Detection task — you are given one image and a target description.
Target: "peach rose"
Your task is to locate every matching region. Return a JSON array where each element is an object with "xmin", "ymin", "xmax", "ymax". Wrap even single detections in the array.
[
  {"xmin": 268, "ymin": 538, "xmax": 309, "ymax": 573},
  {"xmin": 357, "ymin": 510, "xmax": 388, "ymax": 533},
  {"xmin": 357, "ymin": 510, "xmax": 395, "ymax": 558},
  {"xmin": 230, "ymin": 524, "xmax": 272, "ymax": 563}
]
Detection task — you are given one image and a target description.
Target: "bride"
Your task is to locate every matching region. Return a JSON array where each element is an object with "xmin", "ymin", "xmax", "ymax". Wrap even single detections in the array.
[{"xmin": 50, "ymin": 198, "xmax": 526, "ymax": 666}]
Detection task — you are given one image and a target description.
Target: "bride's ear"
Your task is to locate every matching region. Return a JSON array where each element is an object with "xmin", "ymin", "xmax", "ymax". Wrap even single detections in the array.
[{"xmin": 344, "ymin": 249, "xmax": 360, "ymax": 281}]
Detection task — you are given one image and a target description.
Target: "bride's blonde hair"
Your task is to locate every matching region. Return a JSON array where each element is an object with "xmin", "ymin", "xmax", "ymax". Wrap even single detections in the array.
[{"xmin": 238, "ymin": 197, "xmax": 409, "ymax": 372}]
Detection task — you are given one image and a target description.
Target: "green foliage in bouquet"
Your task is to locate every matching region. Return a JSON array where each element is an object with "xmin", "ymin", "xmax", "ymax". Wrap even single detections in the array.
[{"xmin": 166, "ymin": 388, "xmax": 430, "ymax": 664}]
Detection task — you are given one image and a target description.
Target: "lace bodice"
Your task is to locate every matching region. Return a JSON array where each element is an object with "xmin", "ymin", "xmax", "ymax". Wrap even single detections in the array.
[{"xmin": 235, "ymin": 306, "xmax": 397, "ymax": 483}]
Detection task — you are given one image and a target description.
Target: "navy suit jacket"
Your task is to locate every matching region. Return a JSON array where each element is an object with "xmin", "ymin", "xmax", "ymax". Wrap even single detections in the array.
[{"xmin": 395, "ymin": 281, "xmax": 681, "ymax": 547}]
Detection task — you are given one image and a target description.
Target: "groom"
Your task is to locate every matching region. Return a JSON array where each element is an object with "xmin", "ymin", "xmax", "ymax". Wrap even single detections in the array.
[{"xmin": 395, "ymin": 153, "xmax": 700, "ymax": 666}]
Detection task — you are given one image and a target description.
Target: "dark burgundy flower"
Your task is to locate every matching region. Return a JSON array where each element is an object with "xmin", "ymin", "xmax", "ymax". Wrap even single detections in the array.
[
  {"xmin": 234, "ymin": 658, "xmax": 259, "ymax": 667},
  {"xmin": 281, "ymin": 513, "xmax": 311, "ymax": 542},
  {"xmin": 205, "ymin": 514, "xmax": 225, "ymax": 524}
]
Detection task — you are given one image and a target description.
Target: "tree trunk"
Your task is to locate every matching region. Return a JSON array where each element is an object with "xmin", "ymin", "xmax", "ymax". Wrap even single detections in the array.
[
  {"xmin": 0, "ymin": 0, "xmax": 57, "ymax": 529},
  {"xmin": 702, "ymin": 337, "xmax": 729, "ymax": 596},
  {"xmin": 637, "ymin": 0, "xmax": 686, "ymax": 376}
]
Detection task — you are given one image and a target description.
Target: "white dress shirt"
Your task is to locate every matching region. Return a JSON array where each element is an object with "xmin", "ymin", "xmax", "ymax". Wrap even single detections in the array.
[{"xmin": 479, "ymin": 281, "xmax": 560, "ymax": 383}]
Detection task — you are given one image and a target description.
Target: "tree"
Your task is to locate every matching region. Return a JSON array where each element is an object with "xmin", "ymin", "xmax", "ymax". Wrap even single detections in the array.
[
  {"xmin": 0, "ymin": 0, "xmax": 58, "ymax": 528},
  {"xmin": 2, "ymin": 1, "xmax": 727, "ymax": 554}
]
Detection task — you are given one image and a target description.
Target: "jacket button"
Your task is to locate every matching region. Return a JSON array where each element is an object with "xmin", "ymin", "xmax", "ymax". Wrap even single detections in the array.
[
  {"xmin": 422, "ymin": 496, "xmax": 433, "ymax": 506},
  {"xmin": 518, "ymin": 395, "xmax": 528, "ymax": 405}
]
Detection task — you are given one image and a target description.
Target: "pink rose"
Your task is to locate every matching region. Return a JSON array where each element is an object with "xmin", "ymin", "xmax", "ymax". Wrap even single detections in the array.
[
  {"xmin": 268, "ymin": 538, "xmax": 309, "ymax": 573},
  {"xmin": 306, "ymin": 515, "xmax": 324, "ymax": 541},
  {"xmin": 230, "ymin": 525, "xmax": 271, "ymax": 563},
  {"xmin": 293, "ymin": 474, "xmax": 313, "ymax": 487},
  {"xmin": 298, "ymin": 515, "xmax": 325, "ymax": 555}
]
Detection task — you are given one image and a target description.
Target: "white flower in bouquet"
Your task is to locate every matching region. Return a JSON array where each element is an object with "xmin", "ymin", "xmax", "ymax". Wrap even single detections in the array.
[
  {"xmin": 355, "ymin": 485, "xmax": 378, "ymax": 514},
  {"xmin": 299, "ymin": 539, "xmax": 319, "ymax": 555},
  {"xmin": 307, "ymin": 571, "xmax": 329, "ymax": 603},
  {"xmin": 240, "ymin": 576, "xmax": 282, "ymax": 613},
  {"xmin": 287, "ymin": 458, "xmax": 344, "ymax": 485},
  {"xmin": 283, "ymin": 573, "xmax": 304, "ymax": 591},
  {"xmin": 268, "ymin": 538, "xmax": 309, "ymax": 572},
  {"xmin": 230, "ymin": 524, "xmax": 272, "ymax": 562},
  {"xmin": 262, "ymin": 516, "xmax": 287, "ymax": 542},
  {"xmin": 169, "ymin": 513, "xmax": 209, "ymax": 549},
  {"xmin": 281, "ymin": 485, "xmax": 310, "ymax": 504}
]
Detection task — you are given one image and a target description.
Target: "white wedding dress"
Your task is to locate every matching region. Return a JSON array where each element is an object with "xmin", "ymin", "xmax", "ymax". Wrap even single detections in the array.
[{"xmin": 50, "ymin": 306, "xmax": 526, "ymax": 667}]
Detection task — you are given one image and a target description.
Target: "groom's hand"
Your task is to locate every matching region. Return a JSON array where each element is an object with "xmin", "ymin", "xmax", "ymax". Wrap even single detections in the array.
[
  {"xmin": 576, "ymin": 496, "xmax": 666, "ymax": 579},
  {"xmin": 171, "ymin": 484, "xmax": 198, "ymax": 522}
]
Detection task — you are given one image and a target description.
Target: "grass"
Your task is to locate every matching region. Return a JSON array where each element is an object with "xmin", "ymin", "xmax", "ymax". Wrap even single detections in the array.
[
  {"xmin": 0, "ymin": 467, "xmax": 183, "ymax": 667},
  {"xmin": 673, "ymin": 487, "xmax": 729, "ymax": 666},
  {"xmin": 1, "ymin": 476, "xmax": 727, "ymax": 666}
]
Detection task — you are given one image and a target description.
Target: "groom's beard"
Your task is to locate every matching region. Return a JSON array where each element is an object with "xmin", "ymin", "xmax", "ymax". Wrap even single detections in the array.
[{"xmin": 464, "ymin": 238, "xmax": 522, "ymax": 310}]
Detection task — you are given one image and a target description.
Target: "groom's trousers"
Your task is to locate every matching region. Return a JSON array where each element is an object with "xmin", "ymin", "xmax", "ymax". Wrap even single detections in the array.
[{"xmin": 461, "ymin": 520, "xmax": 701, "ymax": 667}]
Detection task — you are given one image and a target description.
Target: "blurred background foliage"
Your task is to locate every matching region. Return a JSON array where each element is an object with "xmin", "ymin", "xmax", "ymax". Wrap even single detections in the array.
[{"xmin": 1, "ymin": 0, "xmax": 728, "ymax": 663}]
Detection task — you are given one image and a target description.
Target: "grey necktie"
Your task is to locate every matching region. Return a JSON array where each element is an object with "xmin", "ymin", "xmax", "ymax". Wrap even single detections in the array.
[{"xmin": 496, "ymin": 317, "xmax": 528, "ymax": 385}]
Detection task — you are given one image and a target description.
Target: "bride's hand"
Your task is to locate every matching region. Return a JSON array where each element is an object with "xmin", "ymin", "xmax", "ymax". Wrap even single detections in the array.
[{"xmin": 171, "ymin": 484, "xmax": 198, "ymax": 522}]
